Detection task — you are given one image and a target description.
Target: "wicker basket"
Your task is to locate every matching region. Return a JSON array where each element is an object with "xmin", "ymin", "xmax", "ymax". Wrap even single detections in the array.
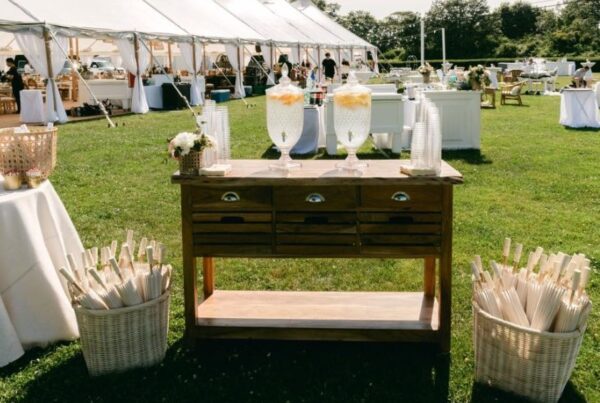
[
  {"xmin": 74, "ymin": 290, "xmax": 170, "ymax": 376},
  {"xmin": 0, "ymin": 126, "xmax": 57, "ymax": 179},
  {"xmin": 473, "ymin": 303, "xmax": 587, "ymax": 403},
  {"xmin": 178, "ymin": 148, "xmax": 217, "ymax": 176}
]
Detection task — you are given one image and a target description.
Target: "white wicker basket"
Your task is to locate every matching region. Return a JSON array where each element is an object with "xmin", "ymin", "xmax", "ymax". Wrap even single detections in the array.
[
  {"xmin": 74, "ymin": 290, "xmax": 170, "ymax": 376},
  {"xmin": 473, "ymin": 303, "xmax": 587, "ymax": 403}
]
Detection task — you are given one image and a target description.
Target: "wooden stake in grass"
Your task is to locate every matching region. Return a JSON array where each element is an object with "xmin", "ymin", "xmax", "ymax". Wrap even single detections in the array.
[{"xmin": 502, "ymin": 237, "xmax": 511, "ymax": 268}]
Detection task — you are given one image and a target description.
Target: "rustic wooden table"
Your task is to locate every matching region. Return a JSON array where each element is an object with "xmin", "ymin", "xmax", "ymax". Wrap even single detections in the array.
[{"xmin": 172, "ymin": 160, "xmax": 463, "ymax": 353}]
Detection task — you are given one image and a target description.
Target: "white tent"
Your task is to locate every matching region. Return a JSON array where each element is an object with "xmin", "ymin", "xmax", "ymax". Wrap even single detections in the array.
[
  {"xmin": 144, "ymin": 0, "xmax": 266, "ymax": 44},
  {"xmin": 291, "ymin": 0, "xmax": 373, "ymax": 49},
  {"xmin": 261, "ymin": 0, "xmax": 345, "ymax": 47},
  {"xmin": 214, "ymin": 0, "xmax": 314, "ymax": 46}
]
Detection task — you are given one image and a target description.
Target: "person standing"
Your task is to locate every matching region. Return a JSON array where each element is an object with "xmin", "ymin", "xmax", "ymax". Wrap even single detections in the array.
[
  {"xmin": 5, "ymin": 58, "xmax": 24, "ymax": 113},
  {"xmin": 321, "ymin": 52, "xmax": 337, "ymax": 81}
]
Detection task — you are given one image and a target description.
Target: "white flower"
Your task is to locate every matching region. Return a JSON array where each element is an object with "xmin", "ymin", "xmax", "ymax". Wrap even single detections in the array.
[{"xmin": 172, "ymin": 132, "xmax": 198, "ymax": 156}]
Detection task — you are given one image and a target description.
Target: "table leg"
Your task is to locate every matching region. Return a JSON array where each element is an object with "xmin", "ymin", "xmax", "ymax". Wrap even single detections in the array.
[
  {"xmin": 424, "ymin": 257, "xmax": 436, "ymax": 298},
  {"xmin": 203, "ymin": 257, "xmax": 215, "ymax": 297},
  {"xmin": 181, "ymin": 186, "xmax": 198, "ymax": 339},
  {"xmin": 439, "ymin": 184, "xmax": 453, "ymax": 353}
]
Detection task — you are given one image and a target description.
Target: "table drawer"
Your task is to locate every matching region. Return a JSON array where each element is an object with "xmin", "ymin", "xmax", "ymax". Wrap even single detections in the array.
[
  {"xmin": 192, "ymin": 187, "xmax": 272, "ymax": 211},
  {"xmin": 274, "ymin": 186, "xmax": 357, "ymax": 211},
  {"xmin": 360, "ymin": 185, "xmax": 442, "ymax": 212}
]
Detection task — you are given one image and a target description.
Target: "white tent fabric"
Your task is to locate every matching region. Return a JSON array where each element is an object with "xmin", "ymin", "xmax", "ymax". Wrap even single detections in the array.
[
  {"xmin": 11, "ymin": 0, "xmax": 187, "ymax": 39},
  {"xmin": 261, "ymin": 0, "xmax": 345, "ymax": 47},
  {"xmin": 0, "ymin": 0, "xmax": 37, "ymax": 24},
  {"xmin": 144, "ymin": 0, "xmax": 265, "ymax": 44},
  {"xmin": 117, "ymin": 37, "xmax": 150, "ymax": 114},
  {"xmin": 288, "ymin": 44, "xmax": 300, "ymax": 65},
  {"xmin": 215, "ymin": 0, "xmax": 313, "ymax": 46},
  {"xmin": 264, "ymin": 45, "xmax": 275, "ymax": 85},
  {"xmin": 292, "ymin": 1, "xmax": 372, "ymax": 48},
  {"xmin": 225, "ymin": 44, "xmax": 244, "ymax": 99},
  {"xmin": 14, "ymin": 32, "xmax": 68, "ymax": 123},
  {"xmin": 178, "ymin": 41, "xmax": 204, "ymax": 106}
]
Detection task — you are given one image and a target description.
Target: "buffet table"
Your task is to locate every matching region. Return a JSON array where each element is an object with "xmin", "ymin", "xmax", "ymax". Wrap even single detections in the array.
[
  {"xmin": 19, "ymin": 89, "xmax": 45, "ymax": 124},
  {"xmin": 559, "ymin": 88, "xmax": 600, "ymax": 128},
  {"xmin": 422, "ymin": 90, "xmax": 481, "ymax": 149},
  {"xmin": 0, "ymin": 179, "xmax": 82, "ymax": 367},
  {"xmin": 172, "ymin": 159, "xmax": 463, "ymax": 353},
  {"xmin": 546, "ymin": 61, "xmax": 576, "ymax": 76},
  {"xmin": 78, "ymin": 79, "xmax": 131, "ymax": 109}
]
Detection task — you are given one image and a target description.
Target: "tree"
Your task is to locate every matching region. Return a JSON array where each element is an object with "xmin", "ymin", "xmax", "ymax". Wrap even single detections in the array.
[
  {"xmin": 425, "ymin": 0, "xmax": 500, "ymax": 59},
  {"xmin": 495, "ymin": 1, "xmax": 539, "ymax": 39},
  {"xmin": 310, "ymin": 0, "xmax": 341, "ymax": 19},
  {"xmin": 337, "ymin": 11, "xmax": 380, "ymax": 48},
  {"xmin": 377, "ymin": 12, "xmax": 421, "ymax": 57}
]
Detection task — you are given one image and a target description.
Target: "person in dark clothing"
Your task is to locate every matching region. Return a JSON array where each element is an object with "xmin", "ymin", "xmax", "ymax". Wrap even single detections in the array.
[
  {"xmin": 5, "ymin": 58, "xmax": 24, "ymax": 113},
  {"xmin": 321, "ymin": 52, "xmax": 337, "ymax": 80}
]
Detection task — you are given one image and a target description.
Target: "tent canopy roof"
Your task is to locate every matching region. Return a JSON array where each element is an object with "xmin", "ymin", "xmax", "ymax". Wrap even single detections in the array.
[
  {"xmin": 144, "ymin": 0, "xmax": 266, "ymax": 43},
  {"xmin": 214, "ymin": 0, "xmax": 314, "ymax": 46},
  {"xmin": 260, "ymin": 0, "xmax": 345, "ymax": 46},
  {"xmin": 0, "ymin": 0, "xmax": 374, "ymax": 49},
  {"xmin": 6, "ymin": 0, "xmax": 187, "ymax": 39},
  {"xmin": 291, "ymin": 0, "xmax": 373, "ymax": 48}
]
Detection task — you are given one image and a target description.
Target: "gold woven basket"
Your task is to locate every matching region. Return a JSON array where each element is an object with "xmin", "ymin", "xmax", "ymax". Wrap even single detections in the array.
[
  {"xmin": 178, "ymin": 148, "xmax": 217, "ymax": 176},
  {"xmin": 0, "ymin": 126, "xmax": 57, "ymax": 179},
  {"xmin": 473, "ymin": 303, "xmax": 588, "ymax": 403},
  {"xmin": 74, "ymin": 290, "xmax": 170, "ymax": 376}
]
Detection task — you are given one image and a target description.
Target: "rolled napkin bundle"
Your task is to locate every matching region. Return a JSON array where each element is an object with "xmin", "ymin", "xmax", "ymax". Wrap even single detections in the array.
[
  {"xmin": 59, "ymin": 229, "xmax": 172, "ymax": 310},
  {"xmin": 472, "ymin": 238, "xmax": 593, "ymax": 333}
]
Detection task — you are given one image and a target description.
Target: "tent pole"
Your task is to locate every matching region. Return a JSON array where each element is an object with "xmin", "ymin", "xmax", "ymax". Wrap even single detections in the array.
[
  {"xmin": 203, "ymin": 43, "xmax": 208, "ymax": 75},
  {"xmin": 47, "ymin": 30, "xmax": 115, "ymax": 128},
  {"xmin": 317, "ymin": 46, "xmax": 322, "ymax": 83},
  {"xmin": 43, "ymin": 26, "xmax": 59, "ymax": 123},
  {"xmin": 149, "ymin": 41, "xmax": 154, "ymax": 72},
  {"xmin": 237, "ymin": 43, "xmax": 243, "ymax": 94},
  {"xmin": 167, "ymin": 42, "xmax": 173, "ymax": 73}
]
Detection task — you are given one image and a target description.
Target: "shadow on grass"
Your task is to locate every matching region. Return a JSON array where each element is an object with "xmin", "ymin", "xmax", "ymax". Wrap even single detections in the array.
[
  {"xmin": 261, "ymin": 145, "xmax": 399, "ymax": 161},
  {"xmin": 442, "ymin": 149, "xmax": 492, "ymax": 165},
  {"xmin": 14, "ymin": 340, "xmax": 450, "ymax": 403},
  {"xmin": 471, "ymin": 380, "xmax": 586, "ymax": 403},
  {"xmin": 564, "ymin": 126, "xmax": 600, "ymax": 133}
]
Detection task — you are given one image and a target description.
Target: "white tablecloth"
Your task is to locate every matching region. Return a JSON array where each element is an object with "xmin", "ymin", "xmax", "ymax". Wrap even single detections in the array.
[
  {"xmin": 595, "ymin": 82, "xmax": 600, "ymax": 106},
  {"xmin": 19, "ymin": 90, "xmax": 44, "ymax": 124},
  {"xmin": 145, "ymin": 85, "xmax": 163, "ymax": 109},
  {"xmin": 559, "ymin": 89, "xmax": 600, "ymax": 128},
  {"xmin": 292, "ymin": 105, "xmax": 325, "ymax": 154},
  {"xmin": 0, "ymin": 178, "xmax": 82, "ymax": 367},
  {"xmin": 546, "ymin": 61, "xmax": 576, "ymax": 76}
]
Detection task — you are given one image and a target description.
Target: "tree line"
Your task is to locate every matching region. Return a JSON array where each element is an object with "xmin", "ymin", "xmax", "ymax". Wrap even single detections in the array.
[{"xmin": 310, "ymin": 0, "xmax": 600, "ymax": 61}]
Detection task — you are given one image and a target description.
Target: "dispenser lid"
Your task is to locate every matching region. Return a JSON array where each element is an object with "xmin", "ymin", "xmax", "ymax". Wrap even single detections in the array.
[{"xmin": 333, "ymin": 71, "xmax": 372, "ymax": 95}]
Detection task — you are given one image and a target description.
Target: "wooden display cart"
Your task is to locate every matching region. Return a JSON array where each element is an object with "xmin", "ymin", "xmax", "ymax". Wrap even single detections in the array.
[{"xmin": 172, "ymin": 160, "xmax": 463, "ymax": 353}]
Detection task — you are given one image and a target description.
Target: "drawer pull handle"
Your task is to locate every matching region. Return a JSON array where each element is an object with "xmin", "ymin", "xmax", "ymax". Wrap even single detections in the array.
[
  {"xmin": 305, "ymin": 193, "xmax": 326, "ymax": 204},
  {"xmin": 391, "ymin": 192, "xmax": 410, "ymax": 202},
  {"xmin": 221, "ymin": 192, "xmax": 241, "ymax": 202}
]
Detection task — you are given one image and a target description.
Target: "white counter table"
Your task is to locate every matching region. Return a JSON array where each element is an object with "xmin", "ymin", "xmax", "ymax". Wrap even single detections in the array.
[
  {"xmin": 78, "ymin": 79, "xmax": 132, "ymax": 109},
  {"xmin": 422, "ymin": 90, "xmax": 481, "ymax": 150}
]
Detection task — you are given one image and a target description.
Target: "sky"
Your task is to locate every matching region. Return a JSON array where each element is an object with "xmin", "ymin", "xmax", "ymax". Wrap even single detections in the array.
[{"xmin": 337, "ymin": 0, "xmax": 533, "ymax": 19}]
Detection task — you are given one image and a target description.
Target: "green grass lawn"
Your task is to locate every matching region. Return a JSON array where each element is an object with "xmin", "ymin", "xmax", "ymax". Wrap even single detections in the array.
[{"xmin": 1, "ymin": 88, "xmax": 599, "ymax": 402}]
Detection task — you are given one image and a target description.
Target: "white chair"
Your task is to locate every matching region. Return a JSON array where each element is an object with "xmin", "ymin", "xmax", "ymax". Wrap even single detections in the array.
[{"xmin": 545, "ymin": 68, "xmax": 559, "ymax": 93}]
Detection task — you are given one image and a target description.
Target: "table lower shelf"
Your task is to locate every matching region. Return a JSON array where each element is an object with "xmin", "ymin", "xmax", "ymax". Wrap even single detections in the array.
[{"xmin": 192, "ymin": 290, "xmax": 440, "ymax": 342}]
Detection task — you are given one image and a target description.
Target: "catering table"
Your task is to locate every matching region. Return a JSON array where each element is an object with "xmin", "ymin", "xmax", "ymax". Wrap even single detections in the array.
[
  {"xmin": 0, "ymin": 178, "xmax": 82, "ymax": 367},
  {"xmin": 595, "ymin": 82, "xmax": 600, "ymax": 106},
  {"xmin": 291, "ymin": 105, "xmax": 325, "ymax": 154},
  {"xmin": 422, "ymin": 90, "xmax": 482, "ymax": 149},
  {"xmin": 559, "ymin": 89, "xmax": 600, "ymax": 128},
  {"xmin": 145, "ymin": 85, "xmax": 163, "ymax": 109},
  {"xmin": 19, "ymin": 89, "xmax": 45, "ymax": 123},
  {"xmin": 546, "ymin": 61, "xmax": 576, "ymax": 76},
  {"xmin": 79, "ymin": 79, "xmax": 132, "ymax": 109}
]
